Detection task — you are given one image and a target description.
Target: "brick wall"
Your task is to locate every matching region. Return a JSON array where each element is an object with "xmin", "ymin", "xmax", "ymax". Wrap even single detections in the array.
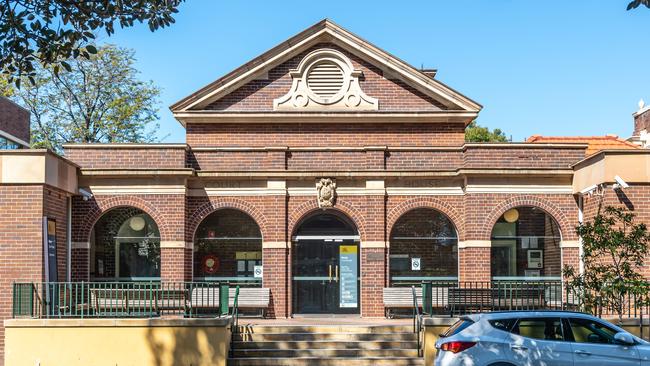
[
  {"xmin": 186, "ymin": 195, "xmax": 287, "ymax": 317},
  {"xmin": 183, "ymin": 144, "xmax": 584, "ymax": 173},
  {"xmin": 463, "ymin": 146, "xmax": 585, "ymax": 169},
  {"xmin": 0, "ymin": 185, "xmax": 42, "ymax": 364},
  {"xmin": 634, "ymin": 109, "xmax": 650, "ymax": 136},
  {"xmin": 186, "ymin": 123, "xmax": 466, "ymax": 148},
  {"xmin": 463, "ymin": 193, "xmax": 578, "ymax": 281},
  {"xmin": 582, "ymin": 184, "xmax": 650, "ymax": 279},
  {"xmin": 188, "ymin": 150, "xmax": 285, "ymax": 170},
  {"xmin": 0, "ymin": 97, "xmax": 30, "ymax": 143},
  {"xmin": 204, "ymin": 43, "xmax": 447, "ymax": 112},
  {"xmin": 64, "ymin": 146, "xmax": 186, "ymax": 169},
  {"xmin": 0, "ymin": 184, "xmax": 69, "ymax": 364},
  {"xmin": 60, "ymin": 188, "xmax": 586, "ymax": 318},
  {"xmin": 43, "ymin": 187, "xmax": 70, "ymax": 282},
  {"xmin": 71, "ymin": 194, "xmax": 186, "ymax": 281}
]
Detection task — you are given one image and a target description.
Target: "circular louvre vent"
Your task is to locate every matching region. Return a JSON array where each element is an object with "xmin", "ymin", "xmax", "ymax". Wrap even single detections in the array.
[{"xmin": 307, "ymin": 61, "xmax": 344, "ymax": 99}]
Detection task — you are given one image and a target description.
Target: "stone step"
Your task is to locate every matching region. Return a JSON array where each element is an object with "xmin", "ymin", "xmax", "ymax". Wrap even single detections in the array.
[
  {"xmin": 232, "ymin": 340, "xmax": 418, "ymax": 350},
  {"xmin": 227, "ymin": 357, "xmax": 424, "ymax": 366},
  {"xmin": 232, "ymin": 332, "xmax": 418, "ymax": 342},
  {"xmin": 231, "ymin": 348, "xmax": 419, "ymax": 358},
  {"xmin": 234, "ymin": 325, "xmax": 413, "ymax": 334}
]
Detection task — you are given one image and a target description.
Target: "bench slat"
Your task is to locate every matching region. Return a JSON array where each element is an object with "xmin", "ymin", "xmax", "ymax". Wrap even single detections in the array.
[{"xmin": 190, "ymin": 287, "xmax": 270, "ymax": 309}]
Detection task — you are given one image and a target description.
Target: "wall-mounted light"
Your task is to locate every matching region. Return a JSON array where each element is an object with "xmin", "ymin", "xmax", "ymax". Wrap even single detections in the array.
[
  {"xmin": 503, "ymin": 208, "xmax": 519, "ymax": 223},
  {"xmin": 129, "ymin": 216, "xmax": 146, "ymax": 231}
]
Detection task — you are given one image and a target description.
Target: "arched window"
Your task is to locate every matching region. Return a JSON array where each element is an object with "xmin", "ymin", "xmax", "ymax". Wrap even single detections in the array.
[
  {"xmin": 90, "ymin": 207, "xmax": 161, "ymax": 280},
  {"xmin": 389, "ymin": 208, "xmax": 458, "ymax": 286},
  {"xmin": 294, "ymin": 212, "xmax": 357, "ymax": 237},
  {"xmin": 194, "ymin": 209, "xmax": 262, "ymax": 285},
  {"xmin": 490, "ymin": 206, "xmax": 562, "ymax": 279}
]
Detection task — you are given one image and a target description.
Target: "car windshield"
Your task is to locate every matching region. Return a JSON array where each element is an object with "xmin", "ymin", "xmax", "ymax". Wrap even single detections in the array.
[{"xmin": 441, "ymin": 319, "xmax": 474, "ymax": 337}]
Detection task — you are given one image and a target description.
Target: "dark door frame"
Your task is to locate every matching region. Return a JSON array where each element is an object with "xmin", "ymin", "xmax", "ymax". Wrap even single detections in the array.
[{"xmin": 291, "ymin": 235, "xmax": 361, "ymax": 315}]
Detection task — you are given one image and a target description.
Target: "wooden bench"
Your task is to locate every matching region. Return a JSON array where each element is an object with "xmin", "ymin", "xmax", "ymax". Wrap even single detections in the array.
[
  {"xmin": 383, "ymin": 287, "xmax": 450, "ymax": 317},
  {"xmin": 90, "ymin": 288, "xmax": 188, "ymax": 316},
  {"xmin": 384, "ymin": 287, "xmax": 449, "ymax": 318},
  {"xmin": 190, "ymin": 287, "xmax": 270, "ymax": 317},
  {"xmin": 383, "ymin": 287, "xmax": 420, "ymax": 318}
]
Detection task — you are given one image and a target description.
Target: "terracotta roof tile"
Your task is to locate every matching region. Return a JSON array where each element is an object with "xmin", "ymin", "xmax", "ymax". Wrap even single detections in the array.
[{"xmin": 526, "ymin": 135, "xmax": 640, "ymax": 156}]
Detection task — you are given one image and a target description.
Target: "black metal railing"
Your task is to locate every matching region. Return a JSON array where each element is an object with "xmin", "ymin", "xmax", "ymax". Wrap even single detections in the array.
[
  {"xmin": 229, "ymin": 285, "xmax": 240, "ymax": 358},
  {"xmin": 412, "ymin": 280, "xmax": 570, "ymax": 316},
  {"xmin": 413, "ymin": 280, "xmax": 650, "ymax": 321},
  {"xmin": 12, "ymin": 281, "xmax": 238, "ymax": 319},
  {"xmin": 412, "ymin": 285, "xmax": 423, "ymax": 357}
]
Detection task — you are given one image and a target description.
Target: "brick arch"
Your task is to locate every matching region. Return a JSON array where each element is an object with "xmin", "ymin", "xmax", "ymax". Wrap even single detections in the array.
[
  {"xmin": 288, "ymin": 199, "xmax": 367, "ymax": 240},
  {"xmin": 387, "ymin": 197, "xmax": 464, "ymax": 240},
  {"xmin": 480, "ymin": 195, "xmax": 572, "ymax": 241},
  {"xmin": 187, "ymin": 197, "xmax": 268, "ymax": 243},
  {"xmin": 79, "ymin": 195, "xmax": 169, "ymax": 242}
]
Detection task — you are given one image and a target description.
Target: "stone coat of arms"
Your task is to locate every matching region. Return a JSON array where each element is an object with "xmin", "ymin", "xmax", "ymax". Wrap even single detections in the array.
[{"xmin": 316, "ymin": 178, "xmax": 336, "ymax": 208}]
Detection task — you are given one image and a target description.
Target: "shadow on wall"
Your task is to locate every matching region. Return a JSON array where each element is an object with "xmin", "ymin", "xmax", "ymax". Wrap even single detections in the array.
[
  {"xmin": 616, "ymin": 189, "xmax": 635, "ymax": 211},
  {"xmin": 146, "ymin": 326, "xmax": 227, "ymax": 366}
]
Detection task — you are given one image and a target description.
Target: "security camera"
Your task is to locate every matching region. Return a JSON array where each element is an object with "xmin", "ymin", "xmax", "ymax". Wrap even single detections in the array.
[
  {"xmin": 613, "ymin": 175, "xmax": 629, "ymax": 190},
  {"xmin": 78, "ymin": 188, "xmax": 93, "ymax": 201},
  {"xmin": 580, "ymin": 184, "xmax": 599, "ymax": 195}
]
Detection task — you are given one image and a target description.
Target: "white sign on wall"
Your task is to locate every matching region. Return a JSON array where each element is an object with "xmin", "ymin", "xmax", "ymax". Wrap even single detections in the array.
[
  {"xmin": 411, "ymin": 257, "xmax": 421, "ymax": 271},
  {"xmin": 254, "ymin": 265, "xmax": 263, "ymax": 278}
]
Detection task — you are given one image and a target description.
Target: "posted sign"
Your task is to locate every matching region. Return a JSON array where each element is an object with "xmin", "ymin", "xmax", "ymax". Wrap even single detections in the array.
[
  {"xmin": 339, "ymin": 245, "xmax": 358, "ymax": 308},
  {"xmin": 43, "ymin": 217, "xmax": 58, "ymax": 314},
  {"xmin": 254, "ymin": 265, "xmax": 263, "ymax": 278},
  {"xmin": 411, "ymin": 257, "xmax": 421, "ymax": 271},
  {"xmin": 43, "ymin": 218, "xmax": 58, "ymax": 282}
]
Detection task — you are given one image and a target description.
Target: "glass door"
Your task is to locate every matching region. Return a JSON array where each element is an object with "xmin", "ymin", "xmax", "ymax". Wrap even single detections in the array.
[{"xmin": 293, "ymin": 240, "xmax": 359, "ymax": 314}]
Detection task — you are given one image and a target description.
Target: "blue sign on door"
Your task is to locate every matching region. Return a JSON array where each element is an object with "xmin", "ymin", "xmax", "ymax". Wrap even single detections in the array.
[{"xmin": 339, "ymin": 245, "xmax": 358, "ymax": 308}]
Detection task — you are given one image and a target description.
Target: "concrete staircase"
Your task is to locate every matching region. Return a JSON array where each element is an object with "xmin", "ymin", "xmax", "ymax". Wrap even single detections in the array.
[{"xmin": 228, "ymin": 324, "xmax": 424, "ymax": 366}]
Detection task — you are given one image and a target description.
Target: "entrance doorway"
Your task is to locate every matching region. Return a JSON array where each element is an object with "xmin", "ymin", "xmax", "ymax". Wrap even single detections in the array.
[{"xmin": 292, "ymin": 212, "xmax": 360, "ymax": 315}]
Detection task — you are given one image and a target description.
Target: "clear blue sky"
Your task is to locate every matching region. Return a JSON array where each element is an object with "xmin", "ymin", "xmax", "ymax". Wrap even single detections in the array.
[{"xmin": 104, "ymin": 0, "xmax": 650, "ymax": 143}]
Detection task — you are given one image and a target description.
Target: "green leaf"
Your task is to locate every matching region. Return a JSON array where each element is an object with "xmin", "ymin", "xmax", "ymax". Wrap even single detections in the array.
[{"xmin": 60, "ymin": 61, "xmax": 72, "ymax": 72}]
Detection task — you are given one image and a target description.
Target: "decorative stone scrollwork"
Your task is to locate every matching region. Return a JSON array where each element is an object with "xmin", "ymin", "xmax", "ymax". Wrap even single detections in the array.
[
  {"xmin": 274, "ymin": 49, "xmax": 378, "ymax": 111},
  {"xmin": 316, "ymin": 178, "xmax": 337, "ymax": 208}
]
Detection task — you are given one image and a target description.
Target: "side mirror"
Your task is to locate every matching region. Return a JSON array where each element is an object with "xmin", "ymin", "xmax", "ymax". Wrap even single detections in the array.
[{"xmin": 614, "ymin": 332, "xmax": 635, "ymax": 345}]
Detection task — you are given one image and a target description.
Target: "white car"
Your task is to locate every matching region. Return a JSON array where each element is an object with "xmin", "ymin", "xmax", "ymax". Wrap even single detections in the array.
[{"xmin": 434, "ymin": 311, "xmax": 650, "ymax": 366}]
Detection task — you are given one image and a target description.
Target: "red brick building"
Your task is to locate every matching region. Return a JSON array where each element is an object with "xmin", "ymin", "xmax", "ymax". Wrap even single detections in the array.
[
  {"xmin": 60, "ymin": 20, "xmax": 590, "ymax": 319},
  {"xmin": 2, "ymin": 20, "xmax": 650, "ymax": 361},
  {"xmin": 0, "ymin": 96, "xmax": 29, "ymax": 149}
]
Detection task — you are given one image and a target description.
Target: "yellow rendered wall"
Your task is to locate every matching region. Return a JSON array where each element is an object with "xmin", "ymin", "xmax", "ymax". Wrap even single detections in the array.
[
  {"xmin": 5, "ymin": 321, "xmax": 230, "ymax": 366},
  {"xmin": 423, "ymin": 325, "xmax": 448, "ymax": 366}
]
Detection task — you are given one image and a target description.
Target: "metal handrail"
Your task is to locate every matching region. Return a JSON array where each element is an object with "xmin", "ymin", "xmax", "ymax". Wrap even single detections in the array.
[
  {"xmin": 412, "ymin": 285, "xmax": 423, "ymax": 357},
  {"xmin": 229, "ymin": 285, "xmax": 240, "ymax": 358},
  {"xmin": 231, "ymin": 285, "xmax": 240, "ymax": 327}
]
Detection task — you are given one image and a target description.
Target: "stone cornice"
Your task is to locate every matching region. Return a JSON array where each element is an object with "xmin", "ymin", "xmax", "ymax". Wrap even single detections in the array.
[
  {"xmin": 63, "ymin": 143, "xmax": 187, "ymax": 149},
  {"xmin": 195, "ymin": 169, "xmax": 575, "ymax": 179},
  {"xmin": 79, "ymin": 169, "xmax": 194, "ymax": 177},
  {"xmin": 174, "ymin": 111, "xmax": 478, "ymax": 125}
]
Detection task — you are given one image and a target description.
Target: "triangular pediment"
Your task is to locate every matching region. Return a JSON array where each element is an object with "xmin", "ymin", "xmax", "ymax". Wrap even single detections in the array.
[{"xmin": 171, "ymin": 19, "xmax": 481, "ymax": 124}]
